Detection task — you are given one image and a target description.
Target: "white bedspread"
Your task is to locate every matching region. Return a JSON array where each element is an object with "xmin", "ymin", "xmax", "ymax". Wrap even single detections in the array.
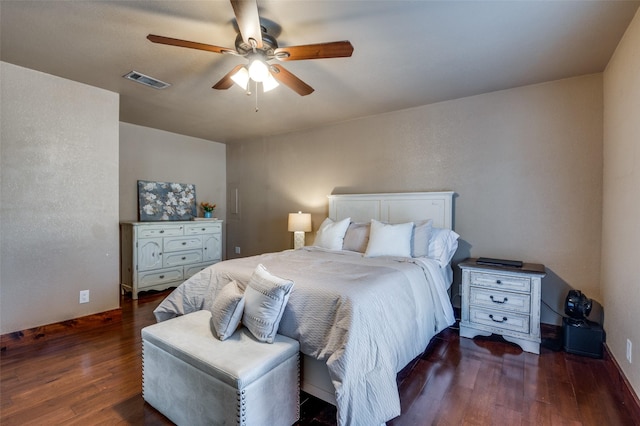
[{"xmin": 154, "ymin": 247, "xmax": 455, "ymax": 425}]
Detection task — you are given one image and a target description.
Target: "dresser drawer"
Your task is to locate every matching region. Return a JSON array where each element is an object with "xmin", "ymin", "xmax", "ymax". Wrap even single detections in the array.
[
  {"xmin": 470, "ymin": 287, "xmax": 530, "ymax": 314},
  {"xmin": 470, "ymin": 271, "xmax": 531, "ymax": 293},
  {"xmin": 184, "ymin": 223, "xmax": 221, "ymax": 235},
  {"xmin": 138, "ymin": 267, "xmax": 183, "ymax": 289},
  {"xmin": 469, "ymin": 307, "xmax": 530, "ymax": 334},
  {"xmin": 184, "ymin": 261, "xmax": 216, "ymax": 279},
  {"xmin": 138, "ymin": 225, "xmax": 184, "ymax": 238},
  {"xmin": 163, "ymin": 236, "xmax": 202, "ymax": 252},
  {"xmin": 163, "ymin": 250, "xmax": 202, "ymax": 268}
]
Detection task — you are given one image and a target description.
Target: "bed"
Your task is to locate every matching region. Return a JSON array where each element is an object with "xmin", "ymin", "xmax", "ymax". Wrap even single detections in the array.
[{"xmin": 153, "ymin": 191, "xmax": 458, "ymax": 425}]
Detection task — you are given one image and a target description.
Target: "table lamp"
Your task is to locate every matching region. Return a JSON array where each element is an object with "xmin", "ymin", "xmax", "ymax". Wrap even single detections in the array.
[{"xmin": 288, "ymin": 211, "xmax": 312, "ymax": 249}]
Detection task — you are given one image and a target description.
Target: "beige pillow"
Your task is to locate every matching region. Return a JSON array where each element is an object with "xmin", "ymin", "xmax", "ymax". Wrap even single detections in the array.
[
  {"xmin": 242, "ymin": 264, "xmax": 294, "ymax": 343},
  {"xmin": 210, "ymin": 281, "xmax": 245, "ymax": 341},
  {"xmin": 343, "ymin": 222, "xmax": 370, "ymax": 253},
  {"xmin": 412, "ymin": 219, "xmax": 433, "ymax": 258}
]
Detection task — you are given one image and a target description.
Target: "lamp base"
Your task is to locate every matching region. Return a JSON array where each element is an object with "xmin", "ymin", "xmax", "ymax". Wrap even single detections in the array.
[{"xmin": 293, "ymin": 231, "xmax": 306, "ymax": 250}]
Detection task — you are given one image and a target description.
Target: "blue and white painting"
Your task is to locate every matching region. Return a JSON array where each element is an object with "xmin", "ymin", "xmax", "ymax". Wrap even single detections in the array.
[{"xmin": 138, "ymin": 180, "xmax": 196, "ymax": 221}]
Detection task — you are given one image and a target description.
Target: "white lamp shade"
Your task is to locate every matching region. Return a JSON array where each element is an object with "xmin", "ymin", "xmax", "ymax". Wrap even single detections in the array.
[
  {"xmin": 288, "ymin": 212, "xmax": 312, "ymax": 232},
  {"xmin": 262, "ymin": 72, "xmax": 279, "ymax": 92},
  {"xmin": 230, "ymin": 66, "xmax": 249, "ymax": 90},
  {"xmin": 248, "ymin": 58, "xmax": 269, "ymax": 82}
]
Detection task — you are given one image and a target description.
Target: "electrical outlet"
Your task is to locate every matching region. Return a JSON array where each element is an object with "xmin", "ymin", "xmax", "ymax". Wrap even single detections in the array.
[
  {"xmin": 79, "ymin": 290, "xmax": 90, "ymax": 304},
  {"xmin": 627, "ymin": 339, "xmax": 632, "ymax": 363},
  {"xmin": 235, "ymin": 246, "xmax": 241, "ymax": 254}
]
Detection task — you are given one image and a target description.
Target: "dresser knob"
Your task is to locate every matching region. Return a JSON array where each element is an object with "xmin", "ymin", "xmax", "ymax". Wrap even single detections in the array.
[
  {"xmin": 490, "ymin": 295, "xmax": 508, "ymax": 304},
  {"xmin": 181, "ymin": 256, "xmax": 186, "ymax": 260},
  {"xmin": 489, "ymin": 314, "xmax": 508, "ymax": 323},
  {"xmin": 159, "ymin": 275, "xmax": 165, "ymax": 279},
  {"xmin": 495, "ymin": 279, "xmax": 502, "ymax": 284},
  {"xmin": 182, "ymin": 242, "xmax": 187, "ymax": 245},
  {"xmin": 159, "ymin": 230, "xmax": 164, "ymax": 233}
]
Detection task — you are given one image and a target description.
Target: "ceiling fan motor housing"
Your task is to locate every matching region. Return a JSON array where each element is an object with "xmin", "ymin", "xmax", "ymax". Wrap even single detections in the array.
[{"xmin": 235, "ymin": 32, "xmax": 278, "ymax": 59}]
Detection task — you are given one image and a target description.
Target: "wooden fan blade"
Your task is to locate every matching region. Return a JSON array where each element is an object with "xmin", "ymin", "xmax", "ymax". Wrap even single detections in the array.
[
  {"xmin": 274, "ymin": 41, "xmax": 353, "ymax": 61},
  {"xmin": 212, "ymin": 64, "xmax": 246, "ymax": 90},
  {"xmin": 212, "ymin": 64, "xmax": 244, "ymax": 90},
  {"xmin": 230, "ymin": 0, "xmax": 263, "ymax": 49},
  {"xmin": 147, "ymin": 34, "xmax": 235, "ymax": 55},
  {"xmin": 270, "ymin": 64, "xmax": 314, "ymax": 96}
]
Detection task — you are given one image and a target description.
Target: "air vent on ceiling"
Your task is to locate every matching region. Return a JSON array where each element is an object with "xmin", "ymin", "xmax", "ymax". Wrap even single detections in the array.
[{"xmin": 124, "ymin": 71, "xmax": 171, "ymax": 89}]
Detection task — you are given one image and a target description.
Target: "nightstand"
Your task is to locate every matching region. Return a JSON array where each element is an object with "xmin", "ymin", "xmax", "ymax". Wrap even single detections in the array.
[{"xmin": 458, "ymin": 258, "xmax": 546, "ymax": 354}]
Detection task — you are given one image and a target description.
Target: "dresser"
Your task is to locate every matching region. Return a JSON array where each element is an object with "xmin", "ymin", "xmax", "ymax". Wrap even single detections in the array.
[
  {"xmin": 120, "ymin": 220, "xmax": 223, "ymax": 299},
  {"xmin": 459, "ymin": 258, "xmax": 546, "ymax": 354}
]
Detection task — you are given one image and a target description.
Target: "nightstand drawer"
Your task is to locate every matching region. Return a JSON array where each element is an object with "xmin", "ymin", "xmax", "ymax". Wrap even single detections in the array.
[
  {"xmin": 470, "ymin": 271, "xmax": 531, "ymax": 293},
  {"xmin": 469, "ymin": 307, "xmax": 530, "ymax": 334},
  {"xmin": 470, "ymin": 287, "xmax": 530, "ymax": 314}
]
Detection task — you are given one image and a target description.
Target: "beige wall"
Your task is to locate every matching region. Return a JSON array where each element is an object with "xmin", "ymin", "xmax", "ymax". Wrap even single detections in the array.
[
  {"xmin": 227, "ymin": 74, "xmax": 604, "ymax": 325},
  {"xmin": 119, "ymin": 123, "xmax": 226, "ymax": 220},
  {"xmin": 603, "ymin": 9, "xmax": 640, "ymax": 399},
  {"xmin": 119, "ymin": 122, "xmax": 227, "ymax": 256},
  {"xmin": 1, "ymin": 62, "xmax": 120, "ymax": 334}
]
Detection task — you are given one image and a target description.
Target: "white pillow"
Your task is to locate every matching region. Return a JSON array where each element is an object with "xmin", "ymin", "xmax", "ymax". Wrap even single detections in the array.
[
  {"xmin": 429, "ymin": 227, "xmax": 460, "ymax": 266},
  {"xmin": 313, "ymin": 217, "xmax": 351, "ymax": 250},
  {"xmin": 364, "ymin": 219, "xmax": 414, "ymax": 258},
  {"xmin": 342, "ymin": 222, "xmax": 370, "ymax": 253},
  {"xmin": 210, "ymin": 281, "xmax": 245, "ymax": 341},
  {"xmin": 242, "ymin": 264, "xmax": 294, "ymax": 343},
  {"xmin": 411, "ymin": 219, "xmax": 433, "ymax": 258}
]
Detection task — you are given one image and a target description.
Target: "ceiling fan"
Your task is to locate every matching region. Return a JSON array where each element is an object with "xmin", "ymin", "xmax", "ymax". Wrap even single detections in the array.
[{"xmin": 147, "ymin": 0, "xmax": 354, "ymax": 96}]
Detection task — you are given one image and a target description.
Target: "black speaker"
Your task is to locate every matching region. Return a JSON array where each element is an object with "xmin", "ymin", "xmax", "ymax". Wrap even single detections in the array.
[{"xmin": 563, "ymin": 317, "xmax": 605, "ymax": 359}]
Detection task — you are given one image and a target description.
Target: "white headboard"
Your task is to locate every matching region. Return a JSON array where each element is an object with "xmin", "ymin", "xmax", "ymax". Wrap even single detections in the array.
[{"xmin": 328, "ymin": 191, "xmax": 454, "ymax": 229}]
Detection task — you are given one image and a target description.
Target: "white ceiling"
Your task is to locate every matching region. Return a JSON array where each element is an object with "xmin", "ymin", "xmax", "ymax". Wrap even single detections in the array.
[{"xmin": 1, "ymin": 1, "xmax": 638, "ymax": 144}]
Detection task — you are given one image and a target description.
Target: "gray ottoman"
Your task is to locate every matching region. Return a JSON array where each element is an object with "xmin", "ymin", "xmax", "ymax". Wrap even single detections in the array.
[{"xmin": 141, "ymin": 310, "xmax": 300, "ymax": 426}]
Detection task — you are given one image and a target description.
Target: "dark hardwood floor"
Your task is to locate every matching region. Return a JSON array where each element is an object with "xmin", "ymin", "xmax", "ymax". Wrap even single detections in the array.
[{"xmin": 1, "ymin": 290, "xmax": 638, "ymax": 425}]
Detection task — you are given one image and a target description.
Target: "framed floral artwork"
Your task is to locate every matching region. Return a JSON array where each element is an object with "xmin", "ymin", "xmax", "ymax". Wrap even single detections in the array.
[{"xmin": 138, "ymin": 180, "xmax": 196, "ymax": 221}]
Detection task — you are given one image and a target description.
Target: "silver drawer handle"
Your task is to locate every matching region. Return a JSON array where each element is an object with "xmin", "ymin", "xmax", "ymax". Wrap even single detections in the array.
[
  {"xmin": 489, "ymin": 314, "xmax": 508, "ymax": 323},
  {"xmin": 490, "ymin": 295, "xmax": 508, "ymax": 304}
]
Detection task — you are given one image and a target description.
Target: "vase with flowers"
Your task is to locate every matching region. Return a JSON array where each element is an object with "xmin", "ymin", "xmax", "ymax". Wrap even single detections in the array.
[{"xmin": 201, "ymin": 202, "xmax": 216, "ymax": 218}]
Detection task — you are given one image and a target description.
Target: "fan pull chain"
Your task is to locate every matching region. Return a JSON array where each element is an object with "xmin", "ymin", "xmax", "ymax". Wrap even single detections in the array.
[
  {"xmin": 255, "ymin": 80, "xmax": 259, "ymax": 112},
  {"xmin": 251, "ymin": 41, "xmax": 258, "ymax": 112}
]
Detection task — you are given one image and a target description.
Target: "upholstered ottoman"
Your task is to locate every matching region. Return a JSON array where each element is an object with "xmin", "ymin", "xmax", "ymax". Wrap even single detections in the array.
[{"xmin": 141, "ymin": 310, "xmax": 300, "ymax": 426}]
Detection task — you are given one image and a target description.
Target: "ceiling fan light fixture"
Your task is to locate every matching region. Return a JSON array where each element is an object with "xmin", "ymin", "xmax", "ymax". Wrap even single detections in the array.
[
  {"xmin": 248, "ymin": 58, "xmax": 269, "ymax": 82},
  {"xmin": 262, "ymin": 73, "xmax": 279, "ymax": 92},
  {"xmin": 230, "ymin": 66, "xmax": 250, "ymax": 90}
]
